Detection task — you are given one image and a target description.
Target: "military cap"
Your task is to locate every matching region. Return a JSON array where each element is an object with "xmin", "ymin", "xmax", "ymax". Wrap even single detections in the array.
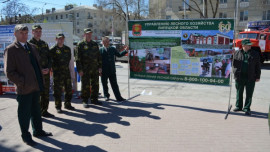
[
  {"xmin": 32, "ymin": 24, "xmax": 42, "ymax": 30},
  {"xmin": 56, "ymin": 33, "xmax": 65, "ymax": 38},
  {"xmin": 84, "ymin": 28, "xmax": 93, "ymax": 33},
  {"xmin": 14, "ymin": 24, "xmax": 28, "ymax": 32},
  {"xmin": 241, "ymin": 39, "xmax": 253, "ymax": 46}
]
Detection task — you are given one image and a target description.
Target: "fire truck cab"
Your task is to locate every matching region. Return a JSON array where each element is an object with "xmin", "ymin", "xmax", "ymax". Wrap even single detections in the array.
[{"xmin": 234, "ymin": 20, "xmax": 270, "ymax": 63}]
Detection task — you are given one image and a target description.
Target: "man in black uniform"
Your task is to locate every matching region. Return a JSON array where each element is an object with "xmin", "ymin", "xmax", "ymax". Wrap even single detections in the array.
[
  {"xmin": 100, "ymin": 36, "xmax": 128, "ymax": 102},
  {"xmin": 29, "ymin": 24, "xmax": 54, "ymax": 118}
]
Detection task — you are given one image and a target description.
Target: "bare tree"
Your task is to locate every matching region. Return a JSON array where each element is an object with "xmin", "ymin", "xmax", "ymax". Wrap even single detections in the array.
[
  {"xmin": 183, "ymin": 0, "xmax": 219, "ymax": 18},
  {"xmin": 1, "ymin": 0, "xmax": 38, "ymax": 24},
  {"xmin": 95, "ymin": 0, "xmax": 148, "ymax": 21}
]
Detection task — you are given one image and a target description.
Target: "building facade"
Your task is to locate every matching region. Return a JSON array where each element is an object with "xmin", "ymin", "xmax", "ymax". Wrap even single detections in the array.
[
  {"xmin": 149, "ymin": 0, "xmax": 270, "ymax": 33},
  {"xmin": 35, "ymin": 4, "xmax": 126, "ymax": 40}
]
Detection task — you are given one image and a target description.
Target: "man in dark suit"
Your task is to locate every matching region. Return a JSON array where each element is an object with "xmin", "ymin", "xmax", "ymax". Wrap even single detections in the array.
[
  {"xmin": 4, "ymin": 24, "xmax": 52, "ymax": 146},
  {"xmin": 100, "ymin": 36, "xmax": 128, "ymax": 102}
]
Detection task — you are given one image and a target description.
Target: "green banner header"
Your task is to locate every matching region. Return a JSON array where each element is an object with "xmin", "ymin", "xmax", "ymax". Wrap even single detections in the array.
[{"xmin": 129, "ymin": 19, "xmax": 234, "ymax": 31}]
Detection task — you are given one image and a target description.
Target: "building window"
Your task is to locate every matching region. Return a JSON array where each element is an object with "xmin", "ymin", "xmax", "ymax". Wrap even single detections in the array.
[
  {"xmin": 94, "ymin": 13, "xmax": 96, "ymax": 17},
  {"xmin": 77, "ymin": 21, "xmax": 79, "ymax": 25},
  {"xmin": 66, "ymin": 14, "xmax": 68, "ymax": 18},
  {"xmin": 94, "ymin": 29, "xmax": 97, "ymax": 33},
  {"xmin": 56, "ymin": 15, "xmax": 58, "ymax": 20},
  {"xmin": 240, "ymin": 10, "xmax": 248, "ymax": 21},
  {"xmin": 219, "ymin": 12, "xmax": 227, "ymax": 18},
  {"xmin": 166, "ymin": 0, "xmax": 172, "ymax": 8},
  {"xmin": 51, "ymin": 16, "xmax": 53, "ymax": 20},
  {"xmin": 219, "ymin": 0, "xmax": 227, "ymax": 3},
  {"xmin": 166, "ymin": 15, "xmax": 171, "ymax": 19},
  {"xmin": 60, "ymin": 15, "xmax": 63, "ymax": 19},
  {"xmin": 46, "ymin": 17, "xmax": 48, "ymax": 20},
  {"xmin": 77, "ymin": 29, "xmax": 80, "ymax": 33},
  {"xmin": 240, "ymin": 0, "xmax": 248, "ymax": 2},
  {"xmin": 77, "ymin": 13, "xmax": 79, "ymax": 17},
  {"xmin": 263, "ymin": 10, "xmax": 270, "ymax": 20}
]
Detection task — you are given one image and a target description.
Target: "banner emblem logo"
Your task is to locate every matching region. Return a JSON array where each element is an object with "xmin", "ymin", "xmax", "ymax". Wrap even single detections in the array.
[
  {"xmin": 132, "ymin": 24, "xmax": 142, "ymax": 36},
  {"xmin": 219, "ymin": 21, "xmax": 231, "ymax": 33}
]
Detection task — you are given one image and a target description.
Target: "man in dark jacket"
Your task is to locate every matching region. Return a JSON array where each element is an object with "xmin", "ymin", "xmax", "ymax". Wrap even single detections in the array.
[
  {"xmin": 232, "ymin": 39, "xmax": 261, "ymax": 115},
  {"xmin": 100, "ymin": 36, "xmax": 128, "ymax": 102},
  {"xmin": 4, "ymin": 24, "xmax": 52, "ymax": 146}
]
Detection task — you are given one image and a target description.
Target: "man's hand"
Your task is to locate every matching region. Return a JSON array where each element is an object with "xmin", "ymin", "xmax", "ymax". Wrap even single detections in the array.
[
  {"xmin": 120, "ymin": 45, "xmax": 129, "ymax": 52},
  {"xmin": 79, "ymin": 71, "xmax": 83, "ymax": 77},
  {"xmin": 98, "ymin": 68, "xmax": 102, "ymax": 76},
  {"xmin": 42, "ymin": 68, "xmax": 49, "ymax": 75},
  {"xmin": 256, "ymin": 79, "xmax": 260, "ymax": 82}
]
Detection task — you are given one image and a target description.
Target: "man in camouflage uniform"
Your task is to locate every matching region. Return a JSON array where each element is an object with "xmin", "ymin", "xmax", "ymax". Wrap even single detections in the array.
[
  {"xmin": 29, "ymin": 24, "xmax": 54, "ymax": 118},
  {"xmin": 76, "ymin": 28, "xmax": 102, "ymax": 108},
  {"xmin": 50, "ymin": 33, "xmax": 75, "ymax": 113}
]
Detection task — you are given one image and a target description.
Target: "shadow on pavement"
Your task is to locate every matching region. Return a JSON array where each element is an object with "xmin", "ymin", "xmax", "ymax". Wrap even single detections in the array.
[
  {"xmin": 35, "ymin": 137, "xmax": 107, "ymax": 152},
  {"xmin": 261, "ymin": 62, "xmax": 270, "ymax": 70},
  {"xmin": 0, "ymin": 94, "xmax": 16, "ymax": 99},
  {"xmin": 160, "ymin": 103, "xmax": 268, "ymax": 119},
  {"xmin": 0, "ymin": 140, "xmax": 19, "ymax": 152},
  {"xmin": 43, "ymin": 117, "xmax": 120, "ymax": 139},
  {"xmin": 89, "ymin": 101, "xmax": 161, "ymax": 120}
]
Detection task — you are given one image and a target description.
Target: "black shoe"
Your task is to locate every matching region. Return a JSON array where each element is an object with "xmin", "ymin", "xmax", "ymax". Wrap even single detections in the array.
[
  {"xmin": 23, "ymin": 139, "xmax": 37, "ymax": 146},
  {"xmin": 245, "ymin": 111, "xmax": 251, "ymax": 115},
  {"xmin": 105, "ymin": 97, "xmax": 110, "ymax": 101},
  {"xmin": 56, "ymin": 108, "xmax": 63, "ymax": 113},
  {"xmin": 233, "ymin": 107, "xmax": 242, "ymax": 112},
  {"xmin": 33, "ymin": 131, "xmax": 53, "ymax": 137},
  {"xmin": 65, "ymin": 105, "xmax": 75, "ymax": 110},
  {"xmin": 117, "ymin": 98, "xmax": 126, "ymax": 102},
  {"xmin": 42, "ymin": 112, "xmax": 55, "ymax": 118},
  {"xmin": 91, "ymin": 100, "xmax": 103, "ymax": 105},
  {"xmin": 83, "ymin": 102, "xmax": 89, "ymax": 108}
]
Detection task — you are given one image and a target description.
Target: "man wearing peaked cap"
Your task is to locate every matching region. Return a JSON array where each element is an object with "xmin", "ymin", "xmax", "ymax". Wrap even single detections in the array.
[
  {"xmin": 50, "ymin": 32, "xmax": 75, "ymax": 113},
  {"xmin": 232, "ymin": 39, "xmax": 261, "ymax": 115},
  {"xmin": 4, "ymin": 24, "xmax": 52, "ymax": 146},
  {"xmin": 29, "ymin": 24, "xmax": 54, "ymax": 118},
  {"xmin": 76, "ymin": 28, "xmax": 102, "ymax": 108}
]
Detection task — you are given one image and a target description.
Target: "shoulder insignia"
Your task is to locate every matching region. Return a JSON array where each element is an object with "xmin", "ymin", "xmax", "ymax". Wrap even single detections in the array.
[{"xmin": 84, "ymin": 45, "xmax": 88, "ymax": 50}]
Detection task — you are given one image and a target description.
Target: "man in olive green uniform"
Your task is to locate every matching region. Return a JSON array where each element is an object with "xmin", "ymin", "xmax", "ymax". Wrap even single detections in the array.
[
  {"xmin": 50, "ymin": 33, "xmax": 75, "ymax": 113},
  {"xmin": 76, "ymin": 28, "xmax": 102, "ymax": 108},
  {"xmin": 232, "ymin": 39, "xmax": 261, "ymax": 115},
  {"xmin": 100, "ymin": 36, "xmax": 128, "ymax": 102},
  {"xmin": 29, "ymin": 24, "xmax": 54, "ymax": 118}
]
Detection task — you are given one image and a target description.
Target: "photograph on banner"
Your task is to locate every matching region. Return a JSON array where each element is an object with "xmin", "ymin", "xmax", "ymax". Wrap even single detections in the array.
[{"xmin": 129, "ymin": 19, "xmax": 234, "ymax": 85}]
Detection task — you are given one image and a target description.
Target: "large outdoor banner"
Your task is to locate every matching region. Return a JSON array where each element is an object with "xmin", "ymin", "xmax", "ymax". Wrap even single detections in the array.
[
  {"xmin": 0, "ymin": 22, "xmax": 74, "ymax": 93},
  {"xmin": 129, "ymin": 19, "xmax": 234, "ymax": 85}
]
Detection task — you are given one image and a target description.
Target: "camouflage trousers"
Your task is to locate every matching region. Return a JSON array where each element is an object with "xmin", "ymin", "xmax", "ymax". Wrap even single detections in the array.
[
  {"xmin": 53, "ymin": 71, "xmax": 72, "ymax": 109},
  {"xmin": 40, "ymin": 73, "xmax": 50, "ymax": 115},
  {"xmin": 81, "ymin": 69, "xmax": 99, "ymax": 103}
]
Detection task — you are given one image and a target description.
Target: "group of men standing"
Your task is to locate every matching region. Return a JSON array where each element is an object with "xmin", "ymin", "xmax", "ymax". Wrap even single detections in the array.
[{"xmin": 4, "ymin": 24, "xmax": 128, "ymax": 146}]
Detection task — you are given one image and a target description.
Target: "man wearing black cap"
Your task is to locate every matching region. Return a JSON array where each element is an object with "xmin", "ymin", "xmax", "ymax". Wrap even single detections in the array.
[
  {"xmin": 29, "ymin": 24, "xmax": 54, "ymax": 118},
  {"xmin": 50, "ymin": 33, "xmax": 75, "ymax": 113},
  {"xmin": 232, "ymin": 39, "xmax": 261, "ymax": 115},
  {"xmin": 76, "ymin": 28, "xmax": 102, "ymax": 108},
  {"xmin": 4, "ymin": 24, "xmax": 52, "ymax": 146}
]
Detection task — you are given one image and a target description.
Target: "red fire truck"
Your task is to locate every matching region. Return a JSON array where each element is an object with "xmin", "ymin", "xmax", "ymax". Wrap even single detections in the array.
[{"xmin": 234, "ymin": 20, "xmax": 270, "ymax": 63}]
